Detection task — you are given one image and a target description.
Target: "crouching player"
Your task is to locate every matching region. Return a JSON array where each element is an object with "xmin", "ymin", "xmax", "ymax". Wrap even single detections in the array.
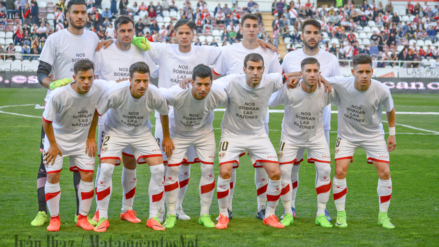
[
  {"xmin": 323, "ymin": 54, "xmax": 397, "ymax": 229},
  {"xmin": 269, "ymin": 57, "xmax": 336, "ymax": 227},
  {"xmin": 95, "ymin": 62, "xmax": 173, "ymax": 232},
  {"xmin": 159, "ymin": 64, "xmax": 228, "ymax": 229},
  {"xmin": 42, "ymin": 60, "xmax": 109, "ymax": 232}
]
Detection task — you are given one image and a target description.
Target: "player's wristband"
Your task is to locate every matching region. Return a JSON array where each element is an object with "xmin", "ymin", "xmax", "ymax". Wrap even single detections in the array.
[
  {"xmin": 389, "ymin": 127, "xmax": 395, "ymax": 136},
  {"xmin": 282, "ymin": 74, "xmax": 287, "ymax": 84}
]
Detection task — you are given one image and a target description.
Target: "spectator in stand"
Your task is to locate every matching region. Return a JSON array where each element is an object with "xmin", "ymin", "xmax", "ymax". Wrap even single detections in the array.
[
  {"xmin": 202, "ymin": 39, "xmax": 208, "ymax": 46},
  {"xmin": 385, "ymin": 1, "xmax": 393, "ymax": 14},
  {"xmin": 276, "ymin": 0, "xmax": 285, "ymax": 17},
  {"xmin": 194, "ymin": 38, "xmax": 202, "ymax": 46},
  {"xmin": 272, "ymin": 25, "xmax": 280, "ymax": 48},
  {"xmin": 221, "ymin": 29, "xmax": 229, "ymax": 42},
  {"xmin": 210, "ymin": 38, "xmax": 218, "ymax": 47},
  {"xmin": 214, "ymin": 3, "xmax": 221, "ymax": 16},
  {"xmin": 427, "ymin": 26, "xmax": 437, "ymax": 42},
  {"xmin": 386, "ymin": 32, "xmax": 396, "ymax": 46},
  {"xmin": 22, "ymin": 42, "xmax": 30, "ymax": 60},
  {"xmin": 203, "ymin": 15, "xmax": 212, "ymax": 33},
  {"xmin": 0, "ymin": 44, "xmax": 5, "ymax": 60},
  {"xmin": 119, "ymin": 0, "xmax": 129, "ymax": 15},
  {"xmin": 145, "ymin": 31, "xmax": 153, "ymax": 41},
  {"xmin": 156, "ymin": 2, "xmax": 163, "ymax": 17},
  {"xmin": 6, "ymin": 43, "xmax": 15, "ymax": 61},
  {"xmin": 111, "ymin": 0, "xmax": 118, "ymax": 17},
  {"xmin": 23, "ymin": 29, "xmax": 31, "ymax": 45},
  {"xmin": 222, "ymin": 4, "xmax": 231, "ymax": 17},
  {"xmin": 228, "ymin": 27, "xmax": 237, "ymax": 43},
  {"xmin": 149, "ymin": 19, "xmax": 159, "ymax": 33},
  {"xmin": 22, "ymin": 3, "xmax": 31, "ymax": 25},
  {"xmin": 106, "ymin": 23, "xmax": 115, "ymax": 38},
  {"xmin": 6, "ymin": 0, "xmax": 14, "ymax": 19},
  {"xmin": 215, "ymin": 8, "xmax": 225, "ymax": 24},
  {"xmin": 97, "ymin": 24, "xmax": 106, "ymax": 39},
  {"xmin": 168, "ymin": 0, "xmax": 177, "ymax": 12},
  {"xmin": 244, "ymin": 0, "xmax": 257, "ymax": 13},
  {"xmin": 102, "ymin": 8, "xmax": 112, "ymax": 19},
  {"xmin": 369, "ymin": 41, "xmax": 379, "ymax": 56},
  {"xmin": 289, "ymin": 5, "xmax": 297, "ymax": 25},
  {"xmin": 148, "ymin": 7, "xmax": 156, "ymax": 19},
  {"xmin": 377, "ymin": 57, "xmax": 387, "ymax": 67},
  {"xmin": 135, "ymin": 18, "xmax": 145, "ymax": 35},
  {"xmin": 272, "ymin": 14, "xmax": 283, "ymax": 30},
  {"xmin": 14, "ymin": 29, "xmax": 24, "ymax": 45},
  {"xmin": 30, "ymin": 2, "xmax": 38, "ymax": 25}
]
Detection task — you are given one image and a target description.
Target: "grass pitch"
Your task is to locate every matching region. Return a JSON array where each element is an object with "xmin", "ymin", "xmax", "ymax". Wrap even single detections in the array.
[{"xmin": 0, "ymin": 88, "xmax": 438, "ymax": 246}]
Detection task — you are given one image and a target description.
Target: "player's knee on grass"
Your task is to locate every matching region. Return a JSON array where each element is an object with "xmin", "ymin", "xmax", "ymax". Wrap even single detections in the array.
[
  {"xmin": 79, "ymin": 171, "xmax": 94, "ymax": 182},
  {"xmin": 47, "ymin": 172, "xmax": 61, "ymax": 183},
  {"xmin": 122, "ymin": 155, "xmax": 137, "ymax": 169}
]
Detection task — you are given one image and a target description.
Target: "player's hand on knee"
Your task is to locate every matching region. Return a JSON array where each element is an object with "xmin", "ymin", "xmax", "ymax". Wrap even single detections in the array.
[
  {"xmin": 387, "ymin": 135, "xmax": 396, "ymax": 152},
  {"xmin": 179, "ymin": 78, "xmax": 192, "ymax": 89},
  {"xmin": 162, "ymin": 137, "xmax": 175, "ymax": 158},
  {"xmin": 85, "ymin": 138, "xmax": 97, "ymax": 157},
  {"xmin": 318, "ymin": 76, "xmax": 332, "ymax": 93},
  {"xmin": 44, "ymin": 146, "xmax": 62, "ymax": 166},
  {"xmin": 96, "ymin": 39, "xmax": 113, "ymax": 51}
]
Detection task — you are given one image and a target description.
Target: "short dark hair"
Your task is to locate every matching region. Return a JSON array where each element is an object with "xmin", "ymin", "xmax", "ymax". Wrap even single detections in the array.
[
  {"xmin": 192, "ymin": 64, "xmax": 212, "ymax": 81},
  {"xmin": 301, "ymin": 19, "xmax": 321, "ymax": 33},
  {"xmin": 175, "ymin": 19, "xmax": 195, "ymax": 32},
  {"xmin": 244, "ymin": 53, "xmax": 264, "ymax": 68},
  {"xmin": 352, "ymin": 54, "xmax": 372, "ymax": 67},
  {"xmin": 301, "ymin": 57, "xmax": 320, "ymax": 71},
  {"xmin": 67, "ymin": 0, "xmax": 87, "ymax": 12},
  {"xmin": 129, "ymin": 62, "xmax": 150, "ymax": 78},
  {"xmin": 74, "ymin": 59, "xmax": 94, "ymax": 75},
  {"xmin": 241, "ymin": 13, "xmax": 260, "ymax": 26},
  {"xmin": 115, "ymin": 15, "xmax": 134, "ymax": 30}
]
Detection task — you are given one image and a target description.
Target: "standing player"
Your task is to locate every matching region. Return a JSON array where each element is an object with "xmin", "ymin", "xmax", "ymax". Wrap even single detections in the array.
[
  {"xmin": 92, "ymin": 15, "xmax": 158, "ymax": 224},
  {"xmin": 95, "ymin": 62, "xmax": 172, "ymax": 232},
  {"xmin": 280, "ymin": 19, "xmax": 341, "ymax": 220},
  {"xmin": 211, "ymin": 13, "xmax": 282, "ymax": 220},
  {"xmin": 213, "ymin": 53, "xmax": 294, "ymax": 230},
  {"xmin": 269, "ymin": 58, "xmax": 335, "ymax": 228},
  {"xmin": 33, "ymin": 0, "xmax": 99, "ymax": 227},
  {"xmin": 42, "ymin": 60, "xmax": 106, "ymax": 231},
  {"xmin": 324, "ymin": 54, "xmax": 396, "ymax": 229},
  {"xmin": 159, "ymin": 64, "xmax": 228, "ymax": 229}
]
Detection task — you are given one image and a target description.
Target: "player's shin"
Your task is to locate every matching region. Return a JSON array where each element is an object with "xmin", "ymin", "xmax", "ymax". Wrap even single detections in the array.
[
  {"xmin": 45, "ymin": 181, "xmax": 61, "ymax": 217},
  {"xmin": 227, "ymin": 167, "xmax": 237, "ymax": 211},
  {"xmin": 255, "ymin": 168, "xmax": 268, "ymax": 211},
  {"xmin": 37, "ymin": 159, "xmax": 48, "ymax": 213},
  {"xmin": 378, "ymin": 178, "xmax": 392, "ymax": 212},
  {"xmin": 96, "ymin": 163, "xmax": 115, "ymax": 219},
  {"xmin": 164, "ymin": 165, "xmax": 181, "ymax": 216},
  {"xmin": 176, "ymin": 164, "xmax": 190, "ymax": 208},
  {"xmin": 315, "ymin": 162, "xmax": 331, "ymax": 216},
  {"xmin": 265, "ymin": 179, "xmax": 282, "ymax": 219},
  {"xmin": 291, "ymin": 164, "xmax": 300, "ymax": 208},
  {"xmin": 149, "ymin": 164, "xmax": 165, "ymax": 219},
  {"xmin": 333, "ymin": 177, "xmax": 347, "ymax": 212},
  {"xmin": 73, "ymin": 172, "xmax": 81, "ymax": 215},
  {"xmin": 78, "ymin": 180, "xmax": 94, "ymax": 216},
  {"xmin": 121, "ymin": 167, "xmax": 137, "ymax": 213},
  {"xmin": 280, "ymin": 164, "xmax": 293, "ymax": 215},
  {"xmin": 199, "ymin": 164, "xmax": 215, "ymax": 216},
  {"xmin": 217, "ymin": 177, "xmax": 230, "ymax": 216}
]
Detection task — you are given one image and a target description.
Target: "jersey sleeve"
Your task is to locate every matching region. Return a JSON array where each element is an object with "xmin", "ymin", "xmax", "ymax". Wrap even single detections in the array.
[
  {"xmin": 143, "ymin": 52, "xmax": 159, "ymax": 78},
  {"xmin": 152, "ymin": 87, "xmax": 169, "ymax": 115},
  {"xmin": 328, "ymin": 89, "xmax": 340, "ymax": 106},
  {"xmin": 331, "ymin": 57, "xmax": 343, "ymax": 77},
  {"xmin": 267, "ymin": 73, "xmax": 283, "ymax": 92},
  {"xmin": 147, "ymin": 42, "xmax": 167, "ymax": 64},
  {"xmin": 268, "ymin": 84, "xmax": 287, "ymax": 108},
  {"xmin": 96, "ymin": 90, "xmax": 114, "ymax": 116},
  {"xmin": 212, "ymin": 74, "xmax": 233, "ymax": 90},
  {"xmin": 211, "ymin": 84, "xmax": 228, "ymax": 107},
  {"xmin": 212, "ymin": 47, "xmax": 227, "ymax": 75},
  {"xmin": 378, "ymin": 82, "xmax": 394, "ymax": 112},
  {"xmin": 325, "ymin": 76, "xmax": 345, "ymax": 91},
  {"xmin": 203, "ymin": 46, "xmax": 222, "ymax": 65},
  {"xmin": 42, "ymin": 93, "xmax": 58, "ymax": 122},
  {"xmin": 39, "ymin": 36, "xmax": 56, "ymax": 66},
  {"xmin": 93, "ymin": 51, "xmax": 103, "ymax": 78},
  {"xmin": 268, "ymin": 55, "xmax": 282, "ymax": 73}
]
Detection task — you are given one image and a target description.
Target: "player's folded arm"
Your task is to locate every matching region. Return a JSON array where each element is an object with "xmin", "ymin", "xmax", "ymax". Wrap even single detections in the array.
[{"xmin": 37, "ymin": 61, "xmax": 52, "ymax": 87}]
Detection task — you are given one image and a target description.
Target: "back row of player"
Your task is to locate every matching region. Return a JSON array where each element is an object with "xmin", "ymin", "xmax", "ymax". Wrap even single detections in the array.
[{"xmin": 32, "ymin": 0, "xmax": 397, "ymax": 232}]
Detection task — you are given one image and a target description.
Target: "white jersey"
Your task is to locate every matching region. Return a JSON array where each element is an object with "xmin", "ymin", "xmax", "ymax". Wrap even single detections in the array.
[
  {"xmin": 281, "ymin": 49, "xmax": 342, "ymax": 77},
  {"xmin": 147, "ymin": 43, "xmax": 221, "ymax": 88},
  {"xmin": 216, "ymin": 74, "xmax": 283, "ymax": 137},
  {"xmin": 93, "ymin": 43, "xmax": 159, "ymax": 81},
  {"xmin": 212, "ymin": 43, "xmax": 282, "ymax": 75},
  {"xmin": 42, "ymin": 80, "xmax": 108, "ymax": 155},
  {"xmin": 159, "ymin": 84, "xmax": 228, "ymax": 137},
  {"xmin": 269, "ymin": 83, "xmax": 338, "ymax": 144},
  {"xmin": 39, "ymin": 29, "xmax": 99, "ymax": 101},
  {"xmin": 327, "ymin": 76, "xmax": 394, "ymax": 142},
  {"xmin": 96, "ymin": 80, "xmax": 169, "ymax": 136}
]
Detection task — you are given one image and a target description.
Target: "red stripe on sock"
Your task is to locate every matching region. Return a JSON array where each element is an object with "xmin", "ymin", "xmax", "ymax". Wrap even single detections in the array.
[
  {"xmin": 125, "ymin": 187, "xmax": 136, "ymax": 199},
  {"xmin": 217, "ymin": 189, "xmax": 229, "ymax": 199},
  {"xmin": 266, "ymin": 194, "xmax": 281, "ymax": 201},
  {"xmin": 45, "ymin": 191, "xmax": 60, "ymax": 201},
  {"xmin": 81, "ymin": 190, "xmax": 94, "ymax": 200},
  {"xmin": 292, "ymin": 181, "xmax": 298, "ymax": 189},
  {"xmin": 165, "ymin": 181, "xmax": 179, "ymax": 192},
  {"xmin": 257, "ymin": 184, "xmax": 268, "ymax": 196},
  {"xmin": 152, "ymin": 191, "xmax": 164, "ymax": 202},
  {"xmin": 333, "ymin": 188, "xmax": 347, "ymax": 201},
  {"xmin": 281, "ymin": 184, "xmax": 290, "ymax": 195},
  {"xmin": 230, "ymin": 182, "xmax": 234, "ymax": 189},
  {"xmin": 201, "ymin": 181, "xmax": 215, "ymax": 194},
  {"xmin": 316, "ymin": 181, "xmax": 332, "ymax": 195},
  {"xmin": 179, "ymin": 178, "xmax": 189, "ymax": 188},
  {"xmin": 97, "ymin": 187, "xmax": 111, "ymax": 201},
  {"xmin": 380, "ymin": 194, "xmax": 392, "ymax": 203}
]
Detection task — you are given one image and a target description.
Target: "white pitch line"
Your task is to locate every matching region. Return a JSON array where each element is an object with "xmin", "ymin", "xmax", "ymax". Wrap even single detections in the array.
[
  {"xmin": 382, "ymin": 121, "xmax": 439, "ymax": 135},
  {"xmin": 0, "ymin": 104, "xmax": 41, "ymax": 119}
]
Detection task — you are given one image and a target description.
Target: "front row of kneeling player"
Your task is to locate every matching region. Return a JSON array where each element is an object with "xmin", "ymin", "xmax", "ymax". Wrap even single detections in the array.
[{"xmin": 41, "ymin": 53, "xmax": 397, "ymax": 232}]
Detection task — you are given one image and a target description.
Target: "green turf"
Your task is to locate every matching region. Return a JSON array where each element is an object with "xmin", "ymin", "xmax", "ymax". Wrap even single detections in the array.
[{"xmin": 0, "ymin": 89, "xmax": 438, "ymax": 246}]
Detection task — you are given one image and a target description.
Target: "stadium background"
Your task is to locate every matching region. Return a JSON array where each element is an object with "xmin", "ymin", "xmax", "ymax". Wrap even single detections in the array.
[{"xmin": 0, "ymin": 0, "xmax": 438, "ymax": 246}]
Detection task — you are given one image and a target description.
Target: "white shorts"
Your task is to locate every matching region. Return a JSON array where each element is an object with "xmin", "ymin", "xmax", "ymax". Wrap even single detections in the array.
[
  {"xmin": 43, "ymin": 151, "xmax": 95, "ymax": 174},
  {"xmin": 218, "ymin": 134, "xmax": 278, "ymax": 168},
  {"xmin": 334, "ymin": 136, "xmax": 390, "ymax": 164},
  {"xmin": 98, "ymin": 124, "xmax": 129, "ymax": 165},
  {"xmin": 168, "ymin": 132, "xmax": 216, "ymax": 166},
  {"xmin": 100, "ymin": 130, "xmax": 162, "ymax": 164},
  {"xmin": 278, "ymin": 135, "xmax": 331, "ymax": 165},
  {"xmin": 155, "ymin": 118, "xmax": 198, "ymax": 164}
]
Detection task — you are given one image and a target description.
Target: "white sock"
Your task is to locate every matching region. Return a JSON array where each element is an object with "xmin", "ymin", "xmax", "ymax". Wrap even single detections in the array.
[
  {"xmin": 121, "ymin": 167, "xmax": 136, "ymax": 213},
  {"xmin": 199, "ymin": 164, "xmax": 215, "ymax": 216},
  {"xmin": 227, "ymin": 167, "xmax": 237, "ymax": 211},
  {"xmin": 94, "ymin": 165, "xmax": 100, "ymax": 208},
  {"xmin": 149, "ymin": 164, "xmax": 165, "ymax": 219},
  {"xmin": 315, "ymin": 162, "xmax": 331, "ymax": 216},
  {"xmin": 255, "ymin": 167, "xmax": 268, "ymax": 211},
  {"xmin": 280, "ymin": 163, "xmax": 293, "ymax": 215},
  {"xmin": 333, "ymin": 177, "xmax": 347, "ymax": 212},
  {"xmin": 78, "ymin": 180, "xmax": 94, "ymax": 216},
  {"xmin": 291, "ymin": 164, "xmax": 300, "ymax": 208},
  {"xmin": 45, "ymin": 181, "xmax": 61, "ymax": 217},
  {"xmin": 164, "ymin": 165, "xmax": 180, "ymax": 216},
  {"xmin": 177, "ymin": 164, "xmax": 190, "ymax": 208},
  {"xmin": 217, "ymin": 177, "xmax": 230, "ymax": 216},
  {"xmin": 378, "ymin": 178, "xmax": 392, "ymax": 212},
  {"xmin": 265, "ymin": 179, "xmax": 281, "ymax": 218},
  {"xmin": 96, "ymin": 163, "xmax": 114, "ymax": 219}
]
